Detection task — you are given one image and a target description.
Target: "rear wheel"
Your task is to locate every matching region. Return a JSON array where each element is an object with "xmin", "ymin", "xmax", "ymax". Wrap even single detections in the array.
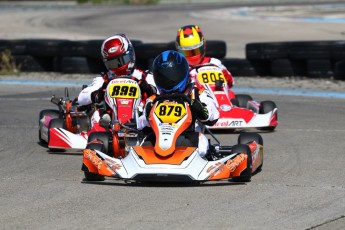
[
  {"xmin": 38, "ymin": 109, "xmax": 60, "ymax": 144},
  {"xmin": 259, "ymin": 101, "xmax": 277, "ymax": 131},
  {"xmin": 83, "ymin": 143, "xmax": 105, "ymax": 181},
  {"xmin": 235, "ymin": 94, "xmax": 253, "ymax": 108},
  {"xmin": 231, "ymin": 144, "xmax": 252, "ymax": 182},
  {"xmin": 238, "ymin": 132, "xmax": 263, "ymax": 145}
]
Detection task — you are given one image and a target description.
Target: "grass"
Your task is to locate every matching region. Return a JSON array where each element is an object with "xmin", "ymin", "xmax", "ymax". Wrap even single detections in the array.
[{"xmin": 0, "ymin": 49, "xmax": 19, "ymax": 75}]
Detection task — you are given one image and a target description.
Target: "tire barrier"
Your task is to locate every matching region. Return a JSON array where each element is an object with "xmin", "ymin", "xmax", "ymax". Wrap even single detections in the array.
[
  {"xmin": 245, "ymin": 41, "xmax": 345, "ymax": 79},
  {"xmin": 0, "ymin": 39, "xmax": 344, "ymax": 80}
]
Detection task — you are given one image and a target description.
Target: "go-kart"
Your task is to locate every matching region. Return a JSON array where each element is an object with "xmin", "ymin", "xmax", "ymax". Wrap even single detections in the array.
[
  {"xmin": 39, "ymin": 76, "xmax": 143, "ymax": 152},
  {"xmin": 193, "ymin": 64, "xmax": 278, "ymax": 131},
  {"xmin": 82, "ymin": 93, "xmax": 264, "ymax": 183},
  {"xmin": 38, "ymin": 87, "xmax": 90, "ymax": 151}
]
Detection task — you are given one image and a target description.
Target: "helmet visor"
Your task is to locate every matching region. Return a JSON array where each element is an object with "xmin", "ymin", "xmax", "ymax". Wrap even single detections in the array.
[
  {"xmin": 177, "ymin": 41, "xmax": 205, "ymax": 57},
  {"xmin": 104, "ymin": 51, "xmax": 133, "ymax": 69},
  {"xmin": 157, "ymin": 74, "xmax": 189, "ymax": 94}
]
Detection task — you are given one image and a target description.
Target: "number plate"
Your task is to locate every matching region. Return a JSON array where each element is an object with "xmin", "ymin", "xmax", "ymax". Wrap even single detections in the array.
[
  {"xmin": 107, "ymin": 82, "xmax": 140, "ymax": 99},
  {"xmin": 154, "ymin": 101, "xmax": 186, "ymax": 123},
  {"xmin": 197, "ymin": 70, "xmax": 225, "ymax": 84}
]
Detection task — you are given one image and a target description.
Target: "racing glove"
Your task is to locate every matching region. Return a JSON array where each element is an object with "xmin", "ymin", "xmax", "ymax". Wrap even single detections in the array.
[
  {"xmin": 139, "ymin": 80, "xmax": 156, "ymax": 97},
  {"xmin": 91, "ymin": 88, "xmax": 104, "ymax": 104},
  {"xmin": 145, "ymin": 101, "xmax": 153, "ymax": 119},
  {"xmin": 191, "ymin": 99, "xmax": 209, "ymax": 121}
]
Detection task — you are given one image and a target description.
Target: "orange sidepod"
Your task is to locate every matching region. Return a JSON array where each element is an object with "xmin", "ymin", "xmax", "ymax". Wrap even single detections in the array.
[
  {"xmin": 133, "ymin": 146, "xmax": 196, "ymax": 165},
  {"xmin": 207, "ymin": 153, "xmax": 248, "ymax": 180},
  {"xmin": 83, "ymin": 149, "xmax": 115, "ymax": 177}
]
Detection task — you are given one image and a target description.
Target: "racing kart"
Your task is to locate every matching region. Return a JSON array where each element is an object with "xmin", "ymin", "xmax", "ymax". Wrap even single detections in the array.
[
  {"xmin": 82, "ymin": 93, "xmax": 264, "ymax": 183},
  {"xmin": 38, "ymin": 87, "xmax": 90, "ymax": 151},
  {"xmin": 38, "ymin": 76, "xmax": 143, "ymax": 152},
  {"xmin": 193, "ymin": 64, "xmax": 278, "ymax": 131}
]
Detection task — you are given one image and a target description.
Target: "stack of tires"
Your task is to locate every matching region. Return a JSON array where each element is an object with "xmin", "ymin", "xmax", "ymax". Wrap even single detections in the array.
[
  {"xmin": 245, "ymin": 40, "xmax": 345, "ymax": 80},
  {"xmin": 1, "ymin": 38, "xmax": 344, "ymax": 79}
]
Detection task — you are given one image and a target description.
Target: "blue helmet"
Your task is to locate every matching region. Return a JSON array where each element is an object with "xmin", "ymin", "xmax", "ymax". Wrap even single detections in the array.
[{"xmin": 152, "ymin": 50, "xmax": 190, "ymax": 94}]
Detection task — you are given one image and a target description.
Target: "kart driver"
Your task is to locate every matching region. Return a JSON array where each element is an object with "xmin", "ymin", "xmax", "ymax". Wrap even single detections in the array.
[
  {"xmin": 137, "ymin": 50, "xmax": 219, "ymax": 158},
  {"xmin": 78, "ymin": 34, "xmax": 156, "ymax": 128},
  {"xmin": 175, "ymin": 24, "xmax": 234, "ymax": 88}
]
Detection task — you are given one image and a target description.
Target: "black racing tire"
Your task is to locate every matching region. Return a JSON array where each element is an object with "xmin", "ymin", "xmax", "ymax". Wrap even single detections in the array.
[
  {"xmin": 288, "ymin": 41, "xmax": 333, "ymax": 60},
  {"xmin": 245, "ymin": 42, "xmax": 288, "ymax": 60},
  {"xmin": 307, "ymin": 59, "xmax": 333, "ymax": 78},
  {"xmin": 230, "ymin": 98, "xmax": 239, "ymax": 107},
  {"xmin": 26, "ymin": 39, "xmax": 68, "ymax": 57},
  {"xmin": 259, "ymin": 101, "xmax": 277, "ymax": 114},
  {"xmin": 221, "ymin": 58, "xmax": 257, "ymax": 77},
  {"xmin": 38, "ymin": 109, "xmax": 60, "ymax": 144},
  {"xmin": 87, "ymin": 132, "xmax": 110, "ymax": 157},
  {"xmin": 134, "ymin": 42, "xmax": 176, "ymax": 59},
  {"xmin": 48, "ymin": 118, "xmax": 66, "ymax": 152},
  {"xmin": 331, "ymin": 41, "xmax": 345, "ymax": 61},
  {"xmin": 259, "ymin": 100, "xmax": 278, "ymax": 131},
  {"xmin": 77, "ymin": 116, "xmax": 90, "ymax": 132},
  {"xmin": 238, "ymin": 132, "xmax": 263, "ymax": 146},
  {"xmin": 57, "ymin": 56, "xmax": 91, "ymax": 73},
  {"xmin": 206, "ymin": 40, "xmax": 227, "ymax": 59},
  {"xmin": 83, "ymin": 143, "xmax": 105, "ymax": 181},
  {"xmin": 231, "ymin": 144, "xmax": 252, "ymax": 183},
  {"xmin": 334, "ymin": 61, "xmax": 345, "ymax": 80},
  {"xmin": 235, "ymin": 94, "xmax": 253, "ymax": 108},
  {"xmin": 270, "ymin": 59, "xmax": 294, "ymax": 77}
]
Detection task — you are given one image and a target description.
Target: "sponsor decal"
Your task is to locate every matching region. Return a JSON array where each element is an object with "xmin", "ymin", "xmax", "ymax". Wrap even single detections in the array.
[
  {"xmin": 225, "ymin": 153, "xmax": 247, "ymax": 172},
  {"xmin": 119, "ymin": 99, "xmax": 130, "ymax": 105},
  {"xmin": 214, "ymin": 120, "xmax": 244, "ymax": 127},
  {"xmin": 84, "ymin": 149, "xmax": 103, "ymax": 170},
  {"xmin": 220, "ymin": 104, "xmax": 231, "ymax": 111},
  {"xmin": 206, "ymin": 162, "xmax": 225, "ymax": 178},
  {"xmin": 108, "ymin": 47, "xmax": 118, "ymax": 53},
  {"xmin": 105, "ymin": 159, "xmax": 122, "ymax": 172}
]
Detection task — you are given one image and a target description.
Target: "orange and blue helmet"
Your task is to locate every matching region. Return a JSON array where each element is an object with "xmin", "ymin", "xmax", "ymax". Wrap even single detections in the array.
[{"xmin": 175, "ymin": 25, "xmax": 206, "ymax": 66}]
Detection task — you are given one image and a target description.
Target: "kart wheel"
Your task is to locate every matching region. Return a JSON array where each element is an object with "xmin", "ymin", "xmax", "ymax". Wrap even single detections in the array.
[
  {"xmin": 238, "ymin": 132, "xmax": 263, "ymax": 146},
  {"xmin": 238, "ymin": 133, "xmax": 263, "ymax": 171},
  {"xmin": 235, "ymin": 94, "xmax": 253, "ymax": 108},
  {"xmin": 48, "ymin": 118, "xmax": 66, "ymax": 152},
  {"xmin": 231, "ymin": 144, "xmax": 252, "ymax": 182},
  {"xmin": 259, "ymin": 101, "xmax": 277, "ymax": 131},
  {"xmin": 230, "ymin": 98, "xmax": 239, "ymax": 107},
  {"xmin": 87, "ymin": 132, "xmax": 110, "ymax": 156},
  {"xmin": 77, "ymin": 116, "xmax": 90, "ymax": 132},
  {"xmin": 83, "ymin": 143, "xmax": 105, "ymax": 181},
  {"xmin": 38, "ymin": 109, "xmax": 60, "ymax": 144}
]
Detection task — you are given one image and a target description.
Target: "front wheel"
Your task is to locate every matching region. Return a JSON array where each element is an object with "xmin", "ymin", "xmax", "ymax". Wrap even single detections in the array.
[
  {"xmin": 87, "ymin": 132, "xmax": 110, "ymax": 156},
  {"xmin": 83, "ymin": 143, "xmax": 105, "ymax": 181},
  {"xmin": 48, "ymin": 118, "xmax": 65, "ymax": 152},
  {"xmin": 259, "ymin": 101, "xmax": 277, "ymax": 131},
  {"xmin": 231, "ymin": 144, "xmax": 252, "ymax": 183},
  {"xmin": 38, "ymin": 109, "xmax": 60, "ymax": 144}
]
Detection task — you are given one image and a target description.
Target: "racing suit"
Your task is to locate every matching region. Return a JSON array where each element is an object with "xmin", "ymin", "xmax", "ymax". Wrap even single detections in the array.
[
  {"xmin": 137, "ymin": 84, "xmax": 219, "ymax": 158},
  {"xmin": 78, "ymin": 69, "xmax": 156, "ymax": 127}
]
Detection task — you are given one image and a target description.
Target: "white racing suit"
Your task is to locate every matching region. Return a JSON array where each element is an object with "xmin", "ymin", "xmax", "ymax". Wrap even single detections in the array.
[
  {"xmin": 137, "ymin": 85, "xmax": 219, "ymax": 158},
  {"xmin": 78, "ymin": 69, "xmax": 153, "ymax": 127}
]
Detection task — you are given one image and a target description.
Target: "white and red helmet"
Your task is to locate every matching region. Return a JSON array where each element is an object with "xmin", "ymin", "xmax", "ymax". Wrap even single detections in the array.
[{"xmin": 101, "ymin": 34, "xmax": 135, "ymax": 76}]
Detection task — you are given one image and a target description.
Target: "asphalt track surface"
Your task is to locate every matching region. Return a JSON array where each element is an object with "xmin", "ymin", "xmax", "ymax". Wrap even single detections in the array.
[{"xmin": 1, "ymin": 2, "xmax": 345, "ymax": 230}]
